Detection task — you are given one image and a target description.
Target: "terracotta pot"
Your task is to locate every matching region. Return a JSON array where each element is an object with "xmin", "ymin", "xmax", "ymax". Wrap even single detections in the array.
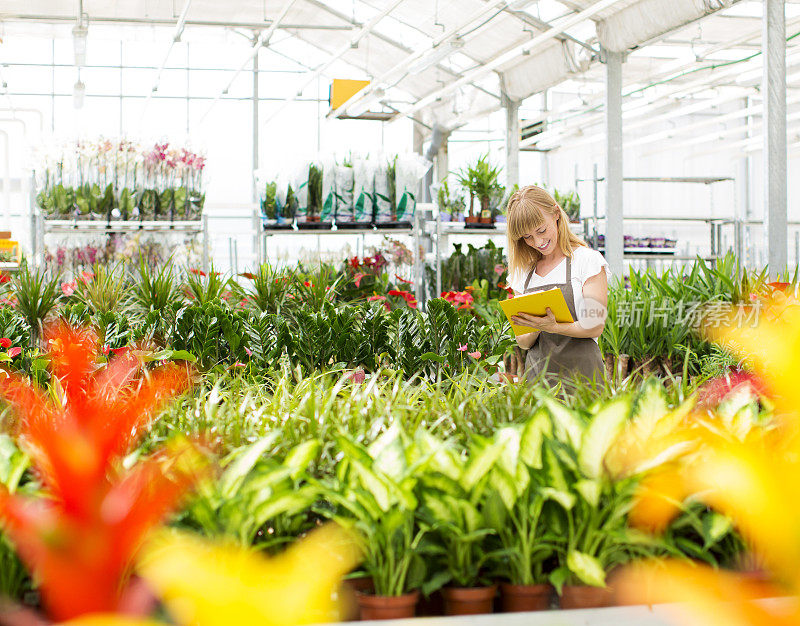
[
  {"xmin": 442, "ymin": 585, "xmax": 497, "ymax": 615},
  {"xmin": 465, "ymin": 215, "xmax": 479, "ymax": 224},
  {"xmin": 341, "ymin": 577, "xmax": 374, "ymax": 621},
  {"xmin": 417, "ymin": 590, "xmax": 444, "ymax": 616},
  {"xmin": 500, "ymin": 583, "xmax": 553, "ymax": 612},
  {"xmin": 604, "ymin": 354, "xmax": 614, "ymax": 379},
  {"xmin": 357, "ymin": 590, "xmax": 419, "ymax": 621},
  {"xmin": 479, "ymin": 217, "xmax": 492, "ymax": 224},
  {"xmin": 559, "ymin": 585, "xmax": 613, "ymax": 610}
]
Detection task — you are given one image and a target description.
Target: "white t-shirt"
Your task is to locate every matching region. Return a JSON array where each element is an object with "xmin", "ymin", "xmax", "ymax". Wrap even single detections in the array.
[{"xmin": 509, "ymin": 246, "xmax": 611, "ymax": 343}]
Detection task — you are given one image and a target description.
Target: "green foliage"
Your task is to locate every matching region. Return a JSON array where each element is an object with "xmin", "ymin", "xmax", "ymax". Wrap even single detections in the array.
[
  {"xmin": 456, "ymin": 154, "xmax": 503, "ymax": 211},
  {"xmin": 172, "ymin": 302, "xmax": 251, "ymax": 371},
  {"xmin": 131, "ymin": 258, "xmax": 182, "ymax": 314},
  {"xmin": 12, "ymin": 262, "xmax": 60, "ymax": 345},
  {"xmin": 75, "ymin": 263, "xmax": 128, "ymax": 315},
  {"xmin": 0, "ymin": 307, "xmax": 30, "ymax": 350},
  {"xmin": 428, "ymin": 241, "xmax": 508, "ymax": 300},
  {"xmin": 182, "ymin": 434, "xmax": 320, "ymax": 551},
  {"xmin": 184, "ymin": 268, "xmax": 230, "ymax": 306}
]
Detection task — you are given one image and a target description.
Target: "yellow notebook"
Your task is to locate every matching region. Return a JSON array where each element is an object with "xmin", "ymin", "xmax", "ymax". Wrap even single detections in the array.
[{"xmin": 499, "ymin": 287, "xmax": 574, "ymax": 336}]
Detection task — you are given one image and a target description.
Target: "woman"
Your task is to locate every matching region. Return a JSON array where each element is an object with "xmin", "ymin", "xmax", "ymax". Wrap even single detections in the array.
[{"xmin": 506, "ymin": 185, "xmax": 610, "ymax": 383}]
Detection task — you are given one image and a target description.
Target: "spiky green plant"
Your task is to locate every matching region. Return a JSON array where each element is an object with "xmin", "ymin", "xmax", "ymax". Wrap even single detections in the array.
[
  {"xmin": 130, "ymin": 258, "xmax": 181, "ymax": 314},
  {"xmin": 11, "ymin": 262, "xmax": 60, "ymax": 346},
  {"xmin": 76, "ymin": 263, "xmax": 128, "ymax": 315},
  {"xmin": 184, "ymin": 267, "xmax": 230, "ymax": 306}
]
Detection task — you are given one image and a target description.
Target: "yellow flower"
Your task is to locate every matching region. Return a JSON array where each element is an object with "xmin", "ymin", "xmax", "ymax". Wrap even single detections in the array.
[
  {"xmin": 708, "ymin": 305, "xmax": 800, "ymax": 421},
  {"xmin": 137, "ymin": 524, "xmax": 362, "ymax": 626},
  {"xmin": 622, "ymin": 308, "xmax": 800, "ymax": 623}
]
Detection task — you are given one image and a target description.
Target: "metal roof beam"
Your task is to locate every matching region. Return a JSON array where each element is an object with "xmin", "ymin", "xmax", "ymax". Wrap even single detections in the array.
[
  {"xmin": 0, "ymin": 13, "xmax": 354, "ymax": 30},
  {"xmin": 391, "ymin": 0, "xmax": 630, "ymax": 122},
  {"xmin": 327, "ymin": 0, "xmax": 511, "ymax": 119},
  {"xmin": 502, "ymin": 8, "xmax": 598, "ymax": 54},
  {"xmin": 263, "ymin": 0, "xmax": 405, "ymax": 125}
]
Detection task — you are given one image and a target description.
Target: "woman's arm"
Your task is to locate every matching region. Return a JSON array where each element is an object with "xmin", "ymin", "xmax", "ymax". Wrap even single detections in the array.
[
  {"xmin": 516, "ymin": 330, "xmax": 540, "ymax": 350},
  {"xmin": 511, "ymin": 270, "xmax": 608, "ymax": 339}
]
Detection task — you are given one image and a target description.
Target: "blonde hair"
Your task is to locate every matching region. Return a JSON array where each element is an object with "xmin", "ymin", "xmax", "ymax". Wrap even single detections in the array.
[{"xmin": 506, "ymin": 185, "xmax": 587, "ymax": 279}]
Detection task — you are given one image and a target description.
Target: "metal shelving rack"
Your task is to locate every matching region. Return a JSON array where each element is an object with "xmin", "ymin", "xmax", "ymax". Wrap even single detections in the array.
[
  {"xmin": 32, "ymin": 212, "xmax": 210, "ymax": 273},
  {"xmin": 575, "ymin": 167, "xmax": 737, "ymax": 264},
  {"xmin": 256, "ymin": 205, "xmax": 427, "ymax": 305}
]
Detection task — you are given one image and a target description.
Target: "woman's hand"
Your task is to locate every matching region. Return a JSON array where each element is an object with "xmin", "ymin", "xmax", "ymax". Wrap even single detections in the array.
[{"xmin": 511, "ymin": 308, "xmax": 560, "ymax": 333}]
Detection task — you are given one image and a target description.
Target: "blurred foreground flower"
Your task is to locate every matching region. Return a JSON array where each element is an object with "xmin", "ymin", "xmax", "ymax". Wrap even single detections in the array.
[
  {"xmin": 56, "ymin": 524, "xmax": 361, "ymax": 626},
  {"xmin": 616, "ymin": 304, "xmax": 800, "ymax": 623},
  {"xmin": 137, "ymin": 524, "xmax": 361, "ymax": 626},
  {"xmin": 0, "ymin": 324, "xmax": 201, "ymax": 621}
]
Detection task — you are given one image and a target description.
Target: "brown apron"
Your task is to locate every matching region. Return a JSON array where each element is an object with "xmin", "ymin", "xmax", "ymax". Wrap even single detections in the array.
[{"xmin": 523, "ymin": 256, "xmax": 604, "ymax": 384}]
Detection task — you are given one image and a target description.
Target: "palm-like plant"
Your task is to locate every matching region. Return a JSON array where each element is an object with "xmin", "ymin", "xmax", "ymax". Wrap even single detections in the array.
[
  {"xmin": 184, "ymin": 267, "xmax": 230, "ymax": 306},
  {"xmin": 456, "ymin": 155, "xmax": 502, "ymax": 217},
  {"xmin": 130, "ymin": 258, "xmax": 181, "ymax": 314},
  {"xmin": 12, "ymin": 262, "xmax": 60, "ymax": 346},
  {"xmin": 75, "ymin": 263, "xmax": 128, "ymax": 315}
]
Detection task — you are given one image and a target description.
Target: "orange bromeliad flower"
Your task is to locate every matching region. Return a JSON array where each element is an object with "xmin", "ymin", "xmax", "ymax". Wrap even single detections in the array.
[
  {"xmin": 616, "ymin": 302, "xmax": 800, "ymax": 623},
  {"xmin": 0, "ymin": 324, "xmax": 201, "ymax": 621}
]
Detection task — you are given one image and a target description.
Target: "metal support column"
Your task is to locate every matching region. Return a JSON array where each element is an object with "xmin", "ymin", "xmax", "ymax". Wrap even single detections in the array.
[
  {"xmin": 736, "ymin": 98, "xmax": 750, "ymax": 265},
  {"xmin": 436, "ymin": 132, "xmax": 450, "ymax": 185},
  {"xmin": 764, "ymin": 0, "xmax": 787, "ymax": 279},
  {"xmin": 413, "ymin": 122, "xmax": 426, "ymax": 204},
  {"xmin": 202, "ymin": 214, "xmax": 210, "ymax": 275},
  {"xmin": 503, "ymin": 94, "xmax": 521, "ymax": 190},
  {"xmin": 252, "ymin": 49, "xmax": 261, "ymax": 268},
  {"xmin": 604, "ymin": 48, "xmax": 624, "ymax": 279}
]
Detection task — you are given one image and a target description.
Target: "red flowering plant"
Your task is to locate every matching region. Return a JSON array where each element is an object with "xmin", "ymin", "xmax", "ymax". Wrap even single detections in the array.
[
  {"xmin": 387, "ymin": 289, "xmax": 418, "ymax": 310},
  {"xmin": 441, "ymin": 290, "xmax": 474, "ymax": 310},
  {"xmin": 341, "ymin": 254, "xmax": 392, "ymax": 300},
  {"xmin": 0, "ymin": 324, "xmax": 204, "ymax": 621}
]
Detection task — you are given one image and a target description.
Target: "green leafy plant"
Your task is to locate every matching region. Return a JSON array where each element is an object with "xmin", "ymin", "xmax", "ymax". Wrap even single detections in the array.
[
  {"xmin": 456, "ymin": 155, "xmax": 503, "ymax": 217},
  {"xmin": 171, "ymin": 302, "xmax": 251, "ymax": 371},
  {"xmin": 12, "ymin": 262, "xmax": 60, "ymax": 346},
  {"xmin": 184, "ymin": 268, "xmax": 230, "ymax": 306},
  {"xmin": 75, "ymin": 263, "xmax": 128, "ymax": 315},
  {"xmin": 183, "ymin": 434, "xmax": 320, "ymax": 551},
  {"xmin": 317, "ymin": 425, "xmax": 428, "ymax": 597}
]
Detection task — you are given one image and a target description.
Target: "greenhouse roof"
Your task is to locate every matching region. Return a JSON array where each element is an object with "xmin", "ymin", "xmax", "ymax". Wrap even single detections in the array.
[{"xmin": 2, "ymin": 0, "xmax": 800, "ymax": 145}]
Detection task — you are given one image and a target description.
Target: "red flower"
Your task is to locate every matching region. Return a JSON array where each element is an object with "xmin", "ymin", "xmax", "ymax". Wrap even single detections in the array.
[
  {"xmin": 0, "ymin": 324, "xmax": 201, "ymax": 621},
  {"xmin": 348, "ymin": 256, "xmax": 360, "ymax": 271},
  {"xmin": 767, "ymin": 281, "xmax": 791, "ymax": 293},
  {"xmin": 388, "ymin": 290, "xmax": 418, "ymax": 309},
  {"xmin": 367, "ymin": 294, "xmax": 390, "ymax": 311},
  {"xmin": 394, "ymin": 274, "xmax": 413, "ymax": 285},
  {"xmin": 0, "ymin": 272, "xmax": 10, "ymax": 283},
  {"xmin": 0, "ymin": 338, "xmax": 10, "ymax": 348},
  {"xmin": 239, "ymin": 272, "xmax": 257, "ymax": 280},
  {"xmin": 497, "ymin": 283, "xmax": 514, "ymax": 296},
  {"xmin": 80, "ymin": 271, "xmax": 95, "ymax": 284},
  {"xmin": 697, "ymin": 371, "xmax": 765, "ymax": 408},
  {"xmin": 102, "ymin": 345, "xmax": 110, "ymax": 355},
  {"xmin": 303, "ymin": 281, "xmax": 313, "ymax": 288},
  {"xmin": 61, "ymin": 280, "xmax": 78, "ymax": 297},
  {"xmin": 7, "ymin": 347, "xmax": 20, "ymax": 358},
  {"xmin": 189, "ymin": 268, "xmax": 206, "ymax": 277},
  {"xmin": 347, "ymin": 369, "xmax": 366, "ymax": 384},
  {"xmin": 353, "ymin": 273, "xmax": 366, "ymax": 288}
]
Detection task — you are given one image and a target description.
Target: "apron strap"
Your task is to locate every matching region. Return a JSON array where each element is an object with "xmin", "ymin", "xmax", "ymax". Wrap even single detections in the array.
[
  {"xmin": 523, "ymin": 266, "xmax": 536, "ymax": 291},
  {"xmin": 524, "ymin": 255, "xmax": 573, "ymax": 292}
]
